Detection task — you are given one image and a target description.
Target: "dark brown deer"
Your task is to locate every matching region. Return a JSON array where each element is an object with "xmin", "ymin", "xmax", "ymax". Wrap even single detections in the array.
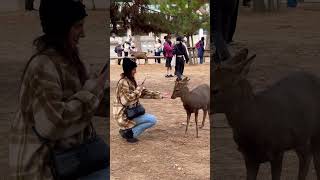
[
  {"xmin": 171, "ymin": 77, "xmax": 210, "ymax": 138},
  {"xmin": 212, "ymin": 48, "xmax": 320, "ymax": 180},
  {"xmin": 130, "ymin": 51, "xmax": 148, "ymax": 64}
]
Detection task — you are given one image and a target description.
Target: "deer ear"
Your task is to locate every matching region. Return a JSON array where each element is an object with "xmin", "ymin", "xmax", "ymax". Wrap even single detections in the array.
[
  {"xmin": 231, "ymin": 48, "xmax": 249, "ymax": 65},
  {"xmin": 182, "ymin": 77, "xmax": 188, "ymax": 81},
  {"xmin": 240, "ymin": 54, "xmax": 256, "ymax": 76}
]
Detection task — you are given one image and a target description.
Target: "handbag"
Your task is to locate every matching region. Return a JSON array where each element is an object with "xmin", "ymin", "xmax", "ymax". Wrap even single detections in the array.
[
  {"xmin": 117, "ymin": 79, "xmax": 146, "ymax": 119},
  {"xmin": 32, "ymin": 124, "xmax": 109, "ymax": 180},
  {"xmin": 124, "ymin": 103, "xmax": 145, "ymax": 119}
]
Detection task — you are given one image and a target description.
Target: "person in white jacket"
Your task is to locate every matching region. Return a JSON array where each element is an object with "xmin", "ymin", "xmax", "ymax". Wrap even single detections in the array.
[
  {"xmin": 183, "ymin": 37, "xmax": 189, "ymax": 56},
  {"xmin": 154, "ymin": 39, "xmax": 162, "ymax": 64},
  {"xmin": 123, "ymin": 39, "xmax": 131, "ymax": 57}
]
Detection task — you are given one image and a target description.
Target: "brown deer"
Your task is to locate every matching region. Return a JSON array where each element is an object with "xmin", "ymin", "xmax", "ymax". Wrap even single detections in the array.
[
  {"xmin": 212, "ymin": 48, "xmax": 320, "ymax": 180},
  {"xmin": 130, "ymin": 51, "xmax": 148, "ymax": 64},
  {"xmin": 171, "ymin": 77, "xmax": 210, "ymax": 138}
]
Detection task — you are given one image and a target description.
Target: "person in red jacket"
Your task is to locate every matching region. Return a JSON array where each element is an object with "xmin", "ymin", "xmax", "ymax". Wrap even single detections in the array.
[{"xmin": 163, "ymin": 36, "xmax": 174, "ymax": 78}]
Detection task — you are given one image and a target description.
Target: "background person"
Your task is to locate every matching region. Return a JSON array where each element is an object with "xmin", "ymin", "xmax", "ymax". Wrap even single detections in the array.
[
  {"xmin": 154, "ymin": 39, "xmax": 162, "ymax": 64},
  {"xmin": 173, "ymin": 36, "xmax": 189, "ymax": 80},
  {"xmin": 163, "ymin": 36, "xmax": 174, "ymax": 78}
]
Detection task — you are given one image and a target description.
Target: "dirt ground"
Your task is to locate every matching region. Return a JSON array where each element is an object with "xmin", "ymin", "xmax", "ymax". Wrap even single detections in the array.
[
  {"xmin": 212, "ymin": 3, "xmax": 320, "ymax": 180},
  {"xmin": 110, "ymin": 60, "xmax": 210, "ymax": 180},
  {"xmin": 0, "ymin": 10, "xmax": 108, "ymax": 178}
]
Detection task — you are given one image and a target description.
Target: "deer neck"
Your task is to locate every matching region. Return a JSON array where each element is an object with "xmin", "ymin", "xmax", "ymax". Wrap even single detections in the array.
[
  {"xmin": 225, "ymin": 79, "xmax": 257, "ymax": 128},
  {"xmin": 180, "ymin": 85, "xmax": 190, "ymax": 103}
]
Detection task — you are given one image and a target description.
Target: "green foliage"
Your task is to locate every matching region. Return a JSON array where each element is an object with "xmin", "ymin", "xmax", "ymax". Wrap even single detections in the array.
[
  {"xmin": 152, "ymin": 0, "xmax": 209, "ymax": 36},
  {"xmin": 110, "ymin": 0, "xmax": 209, "ymax": 36},
  {"xmin": 111, "ymin": 0, "xmax": 171, "ymax": 35}
]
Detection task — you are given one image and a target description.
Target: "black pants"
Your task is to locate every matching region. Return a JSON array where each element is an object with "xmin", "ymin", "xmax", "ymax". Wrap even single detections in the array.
[
  {"xmin": 175, "ymin": 57, "xmax": 185, "ymax": 80},
  {"xmin": 155, "ymin": 52, "xmax": 161, "ymax": 63},
  {"xmin": 117, "ymin": 54, "xmax": 122, "ymax": 65},
  {"xmin": 212, "ymin": 0, "xmax": 239, "ymax": 63}
]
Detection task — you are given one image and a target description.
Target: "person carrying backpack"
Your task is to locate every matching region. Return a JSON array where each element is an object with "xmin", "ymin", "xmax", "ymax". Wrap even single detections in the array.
[
  {"xmin": 196, "ymin": 37, "xmax": 205, "ymax": 64},
  {"xmin": 115, "ymin": 41, "xmax": 124, "ymax": 65}
]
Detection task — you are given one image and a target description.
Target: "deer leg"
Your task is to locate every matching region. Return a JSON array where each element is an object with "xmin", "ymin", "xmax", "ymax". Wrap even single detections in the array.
[
  {"xmin": 200, "ymin": 109, "xmax": 207, "ymax": 129},
  {"xmin": 312, "ymin": 145, "xmax": 320, "ymax": 180},
  {"xmin": 296, "ymin": 148, "xmax": 312, "ymax": 180},
  {"xmin": 270, "ymin": 152, "xmax": 284, "ymax": 180},
  {"xmin": 244, "ymin": 156, "xmax": 260, "ymax": 180},
  {"xmin": 185, "ymin": 112, "xmax": 191, "ymax": 136},
  {"xmin": 195, "ymin": 110, "xmax": 199, "ymax": 138}
]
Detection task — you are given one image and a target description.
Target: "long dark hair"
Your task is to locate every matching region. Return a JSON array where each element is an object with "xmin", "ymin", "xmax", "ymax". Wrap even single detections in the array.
[
  {"xmin": 20, "ymin": 32, "xmax": 88, "ymax": 88},
  {"xmin": 121, "ymin": 71, "xmax": 137, "ymax": 88}
]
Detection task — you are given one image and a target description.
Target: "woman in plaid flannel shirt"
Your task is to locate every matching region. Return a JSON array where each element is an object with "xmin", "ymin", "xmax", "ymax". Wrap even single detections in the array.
[
  {"xmin": 113, "ymin": 58, "xmax": 162, "ymax": 143},
  {"xmin": 9, "ymin": 0, "xmax": 109, "ymax": 179}
]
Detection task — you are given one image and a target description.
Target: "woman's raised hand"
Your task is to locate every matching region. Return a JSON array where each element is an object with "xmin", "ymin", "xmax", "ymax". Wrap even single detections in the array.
[{"xmin": 161, "ymin": 92, "xmax": 171, "ymax": 99}]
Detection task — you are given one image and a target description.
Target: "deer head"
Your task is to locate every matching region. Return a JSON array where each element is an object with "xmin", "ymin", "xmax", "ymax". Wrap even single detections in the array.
[
  {"xmin": 212, "ymin": 48, "xmax": 256, "ymax": 113},
  {"xmin": 171, "ymin": 77, "xmax": 190, "ymax": 99}
]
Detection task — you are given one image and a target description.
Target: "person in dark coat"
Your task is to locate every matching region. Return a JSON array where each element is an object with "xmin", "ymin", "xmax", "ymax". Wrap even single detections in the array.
[
  {"xmin": 212, "ymin": 0, "xmax": 239, "ymax": 63},
  {"xmin": 115, "ymin": 41, "xmax": 124, "ymax": 65},
  {"xmin": 173, "ymin": 36, "xmax": 189, "ymax": 80}
]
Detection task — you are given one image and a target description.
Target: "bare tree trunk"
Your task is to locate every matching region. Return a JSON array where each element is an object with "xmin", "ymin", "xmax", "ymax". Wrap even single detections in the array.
[
  {"xmin": 134, "ymin": 35, "xmax": 141, "ymax": 51},
  {"xmin": 270, "ymin": 0, "xmax": 281, "ymax": 11},
  {"xmin": 254, "ymin": 0, "xmax": 280, "ymax": 12},
  {"xmin": 189, "ymin": 35, "xmax": 196, "ymax": 65},
  {"xmin": 205, "ymin": 34, "xmax": 210, "ymax": 63},
  {"xmin": 277, "ymin": 0, "xmax": 281, "ymax": 10},
  {"xmin": 253, "ymin": 0, "xmax": 266, "ymax": 12},
  {"xmin": 186, "ymin": 35, "xmax": 191, "ymax": 48},
  {"xmin": 25, "ymin": 0, "xmax": 35, "ymax": 11},
  {"xmin": 92, "ymin": 0, "xmax": 96, "ymax": 10},
  {"xmin": 270, "ymin": 0, "xmax": 274, "ymax": 11}
]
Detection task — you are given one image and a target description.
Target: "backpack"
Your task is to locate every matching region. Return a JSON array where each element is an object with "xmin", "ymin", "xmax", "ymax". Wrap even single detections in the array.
[
  {"xmin": 163, "ymin": 43, "xmax": 166, "ymax": 56},
  {"xmin": 114, "ymin": 46, "xmax": 118, "ymax": 53},
  {"xmin": 195, "ymin": 41, "xmax": 201, "ymax": 49}
]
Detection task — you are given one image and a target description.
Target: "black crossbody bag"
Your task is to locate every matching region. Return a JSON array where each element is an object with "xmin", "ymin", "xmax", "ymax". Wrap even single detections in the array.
[
  {"xmin": 32, "ymin": 125, "xmax": 109, "ymax": 180},
  {"xmin": 28, "ymin": 54, "xmax": 109, "ymax": 179},
  {"xmin": 117, "ymin": 79, "xmax": 145, "ymax": 119}
]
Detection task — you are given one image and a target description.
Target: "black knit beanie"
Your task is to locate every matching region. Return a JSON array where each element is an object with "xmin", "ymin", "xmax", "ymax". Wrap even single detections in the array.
[
  {"xmin": 39, "ymin": 0, "xmax": 87, "ymax": 37},
  {"xmin": 122, "ymin": 58, "xmax": 137, "ymax": 74},
  {"xmin": 176, "ymin": 36, "xmax": 183, "ymax": 42}
]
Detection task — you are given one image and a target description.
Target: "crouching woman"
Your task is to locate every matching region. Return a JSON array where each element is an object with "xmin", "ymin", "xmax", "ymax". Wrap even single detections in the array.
[{"xmin": 113, "ymin": 58, "xmax": 162, "ymax": 143}]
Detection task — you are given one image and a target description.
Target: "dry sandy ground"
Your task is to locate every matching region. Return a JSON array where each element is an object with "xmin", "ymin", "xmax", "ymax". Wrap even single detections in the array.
[
  {"xmin": 212, "ymin": 3, "xmax": 320, "ymax": 180},
  {"xmin": 110, "ymin": 63, "xmax": 210, "ymax": 180},
  {"xmin": 0, "ymin": 10, "xmax": 108, "ymax": 178}
]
